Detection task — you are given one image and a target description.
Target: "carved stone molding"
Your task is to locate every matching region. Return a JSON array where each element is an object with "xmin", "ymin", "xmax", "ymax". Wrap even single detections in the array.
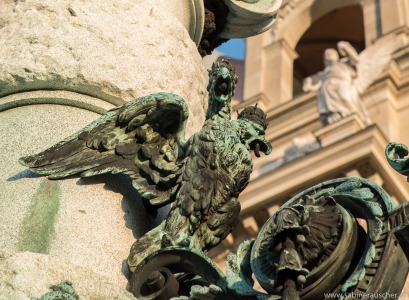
[
  {"xmin": 220, "ymin": 0, "xmax": 282, "ymax": 39},
  {"xmin": 271, "ymin": 0, "xmax": 304, "ymax": 39}
]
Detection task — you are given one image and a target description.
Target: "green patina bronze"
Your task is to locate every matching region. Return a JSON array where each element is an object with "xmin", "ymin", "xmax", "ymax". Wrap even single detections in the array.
[
  {"xmin": 128, "ymin": 177, "xmax": 409, "ymax": 300},
  {"xmin": 19, "ymin": 59, "xmax": 272, "ymax": 288},
  {"xmin": 31, "ymin": 281, "xmax": 79, "ymax": 300},
  {"xmin": 386, "ymin": 142, "xmax": 409, "ymax": 180},
  {"xmin": 18, "ymin": 59, "xmax": 409, "ymax": 299},
  {"xmin": 248, "ymin": 178, "xmax": 395, "ymax": 299}
]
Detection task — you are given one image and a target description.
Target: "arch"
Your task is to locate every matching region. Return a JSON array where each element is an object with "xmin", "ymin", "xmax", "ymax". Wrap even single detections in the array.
[
  {"xmin": 292, "ymin": 3, "xmax": 365, "ymax": 95},
  {"xmin": 243, "ymin": 0, "xmax": 367, "ymax": 104},
  {"xmin": 274, "ymin": 0, "xmax": 362, "ymax": 49}
]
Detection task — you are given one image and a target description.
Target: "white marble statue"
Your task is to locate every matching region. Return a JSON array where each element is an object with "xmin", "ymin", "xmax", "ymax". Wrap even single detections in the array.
[{"xmin": 303, "ymin": 39, "xmax": 397, "ymax": 126}]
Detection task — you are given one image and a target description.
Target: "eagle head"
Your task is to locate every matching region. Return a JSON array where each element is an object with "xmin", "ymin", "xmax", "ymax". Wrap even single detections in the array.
[{"xmin": 207, "ymin": 58, "xmax": 238, "ymax": 103}]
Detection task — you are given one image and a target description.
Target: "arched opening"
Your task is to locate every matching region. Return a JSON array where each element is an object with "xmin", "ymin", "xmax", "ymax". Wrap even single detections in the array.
[{"xmin": 292, "ymin": 5, "xmax": 365, "ymax": 96}]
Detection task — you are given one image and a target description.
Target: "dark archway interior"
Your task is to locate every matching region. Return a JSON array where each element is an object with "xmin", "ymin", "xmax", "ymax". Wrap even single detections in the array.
[{"xmin": 293, "ymin": 5, "xmax": 365, "ymax": 96}]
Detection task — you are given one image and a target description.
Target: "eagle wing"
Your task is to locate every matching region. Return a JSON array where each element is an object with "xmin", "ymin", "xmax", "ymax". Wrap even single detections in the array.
[{"xmin": 19, "ymin": 92, "xmax": 189, "ymax": 206}]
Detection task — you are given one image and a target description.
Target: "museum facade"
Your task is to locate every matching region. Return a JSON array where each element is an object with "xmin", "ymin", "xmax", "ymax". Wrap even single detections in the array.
[{"xmin": 210, "ymin": 1, "xmax": 409, "ymax": 290}]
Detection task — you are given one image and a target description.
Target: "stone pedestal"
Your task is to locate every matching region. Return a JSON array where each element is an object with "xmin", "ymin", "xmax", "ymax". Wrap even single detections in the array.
[
  {"xmin": 0, "ymin": 251, "xmax": 136, "ymax": 300},
  {"xmin": 314, "ymin": 114, "xmax": 366, "ymax": 147}
]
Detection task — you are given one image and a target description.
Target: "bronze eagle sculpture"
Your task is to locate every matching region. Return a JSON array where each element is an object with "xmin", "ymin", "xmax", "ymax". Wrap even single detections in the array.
[{"xmin": 19, "ymin": 58, "xmax": 272, "ymax": 273}]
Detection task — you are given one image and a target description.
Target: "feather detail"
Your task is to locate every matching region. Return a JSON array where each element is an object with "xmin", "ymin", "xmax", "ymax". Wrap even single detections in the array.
[
  {"xmin": 19, "ymin": 93, "xmax": 189, "ymax": 206},
  {"xmin": 355, "ymin": 35, "xmax": 400, "ymax": 95}
]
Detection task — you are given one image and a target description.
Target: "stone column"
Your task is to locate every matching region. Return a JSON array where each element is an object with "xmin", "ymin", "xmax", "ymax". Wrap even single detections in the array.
[
  {"xmin": 263, "ymin": 38, "xmax": 299, "ymax": 103},
  {"xmin": 0, "ymin": 0, "xmax": 282, "ymax": 298},
  {"xmin": 244, "ymin": 34, "xmax": 298, "ymax": 106},
  {"xmin": 0, "ymin": 0, "xmax": 208, "ymax": 297}
]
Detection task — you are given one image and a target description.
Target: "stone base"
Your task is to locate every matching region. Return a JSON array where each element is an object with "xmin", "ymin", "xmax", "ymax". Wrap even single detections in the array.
[
  {"xmin": 0, "ymin": 251, "xmax": 135, "ymax": 300},
  {"xmin": 314, "ymin": 115, "xmax": 367, "ymax": 147}
]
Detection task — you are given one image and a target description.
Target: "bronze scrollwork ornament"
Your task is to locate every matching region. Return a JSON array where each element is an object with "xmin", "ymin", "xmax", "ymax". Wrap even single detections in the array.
[{"xmin": 131, "ymin": 178, "xmax": 409, "ymax": 300}]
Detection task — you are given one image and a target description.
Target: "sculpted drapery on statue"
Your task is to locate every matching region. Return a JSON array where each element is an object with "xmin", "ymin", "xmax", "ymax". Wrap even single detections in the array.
[
  {"xmin": 303, "ymin": 39, "xmax": 397, "ymax": 126},
  {"xmin": 303, "ymin": 42, "xmax": 371, "ymax": 126}
]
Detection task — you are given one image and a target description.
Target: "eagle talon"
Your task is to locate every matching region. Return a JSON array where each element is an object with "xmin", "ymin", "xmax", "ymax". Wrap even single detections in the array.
[
  {"xmin": 160, "ymin": 231, "xmax": 174, "ymax": 248},
  {"xmin": 176, "ymin": 234, "xmax": 194, "ymax": 249},
  {"xmin": 160, "ymin": 232, "xmax": 194, "ymax": 249}
]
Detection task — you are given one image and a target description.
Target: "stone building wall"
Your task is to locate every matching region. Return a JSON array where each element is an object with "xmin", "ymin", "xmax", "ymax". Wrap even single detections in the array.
[{"xmin": 210, "ymin": 0, "xmax": 409, "ymax": 297}]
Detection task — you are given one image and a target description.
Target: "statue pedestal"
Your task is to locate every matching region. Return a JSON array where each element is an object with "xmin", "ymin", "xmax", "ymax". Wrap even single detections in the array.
[{"xmin": 314, "ymin": 114, "xmax": 367, "ymax": 147}]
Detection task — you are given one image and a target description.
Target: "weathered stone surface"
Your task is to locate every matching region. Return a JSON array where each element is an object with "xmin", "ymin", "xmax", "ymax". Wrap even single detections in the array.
[
  {"xmin": 0, "ymin": 0, "xmax": 207, "ymax": 292},
  {"xmin": 0, "ymin": 251, "xmax": 135, "ymax": 300},
  {"xmin": 0, "ymin": 0, "xmax": 208, "ymax": 136}
]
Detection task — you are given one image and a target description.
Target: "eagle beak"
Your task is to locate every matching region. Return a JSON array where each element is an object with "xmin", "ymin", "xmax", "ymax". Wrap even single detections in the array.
[{"xmin": 213, "ymin": 67, "xmax": 233, "ymax": 103}]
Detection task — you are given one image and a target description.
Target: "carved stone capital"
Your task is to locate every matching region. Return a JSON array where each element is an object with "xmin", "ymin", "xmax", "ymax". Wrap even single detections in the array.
[
  {"xmin": 219, "ymin": 0, "xmax": 282, "ymax": 38},
  {"xmin": 198, "ymin": 0, "xmax": 282, "ymax": 56}
]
